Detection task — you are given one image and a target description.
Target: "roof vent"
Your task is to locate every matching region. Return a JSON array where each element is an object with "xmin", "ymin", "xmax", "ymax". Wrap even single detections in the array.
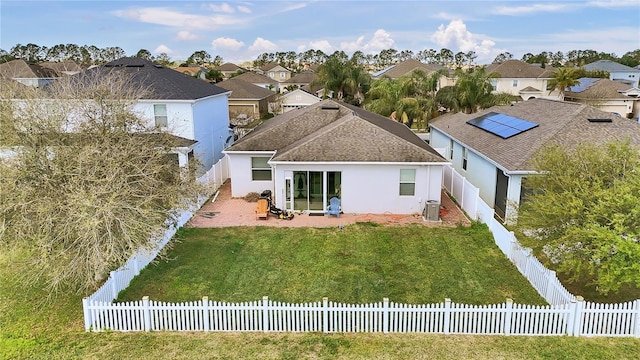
[
  {"xmin": 321, "ymin": 105, "xmax": 339, "ymax": 110},
  {"xmin": 588, "ymin": 118, "xmax": 612, "ymax": 123}
]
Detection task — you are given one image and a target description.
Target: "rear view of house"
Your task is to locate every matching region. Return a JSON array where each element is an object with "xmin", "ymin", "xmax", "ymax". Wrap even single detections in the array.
[{"xmin": 224, "ymin": 100, "xmax": 448, "ymax": 215}]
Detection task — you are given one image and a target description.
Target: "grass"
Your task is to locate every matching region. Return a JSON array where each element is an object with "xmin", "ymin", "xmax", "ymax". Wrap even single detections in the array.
[
  {"xmin": 118, "ymin": 223, "xmax": 545, "ymax": 305},
  {"xmin": 3, "ymin": 224, "xmax": 640, "ymax": 359}
]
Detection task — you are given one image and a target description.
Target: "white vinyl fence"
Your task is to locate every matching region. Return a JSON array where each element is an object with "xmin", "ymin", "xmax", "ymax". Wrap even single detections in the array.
[{"xmin": 83, "ymin": 161, "xmax": 640, "ymax": 337}]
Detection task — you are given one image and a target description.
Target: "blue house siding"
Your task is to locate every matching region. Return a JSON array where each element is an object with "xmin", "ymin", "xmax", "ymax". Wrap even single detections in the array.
[{"xmin": 192, "ymin": 94, "xmax": 233, "ymax": 171}]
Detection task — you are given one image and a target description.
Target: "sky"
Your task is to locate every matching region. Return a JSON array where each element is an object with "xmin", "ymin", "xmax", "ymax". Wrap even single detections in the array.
[{"xmin": 1, "ymin": 0, "xmax": 639, "ymax": 64}]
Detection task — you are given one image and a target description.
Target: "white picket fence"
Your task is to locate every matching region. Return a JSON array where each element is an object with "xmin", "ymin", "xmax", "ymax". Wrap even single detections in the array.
[
  {"xmin": 82, "ymin": 160, "xmax": 640, "ymax": 337},
  {"xmin": 83, "ymin": 296, "xmax": 640, "ymax": 336},
  {"xmin": 441, "ymin": 165, "xmax": 576, "ymax": 306}
]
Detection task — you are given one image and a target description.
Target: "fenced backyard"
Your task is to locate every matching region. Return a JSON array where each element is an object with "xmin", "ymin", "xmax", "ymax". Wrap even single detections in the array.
[{"xmin": 82, "ymin": 158, "xmax": 640, "ymax": 337}]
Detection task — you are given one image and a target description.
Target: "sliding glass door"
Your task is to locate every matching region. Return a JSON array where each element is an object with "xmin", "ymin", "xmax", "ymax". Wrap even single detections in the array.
[{"xmin": 292, "ymin": 171, "xmax": 341, "ymax": 212}]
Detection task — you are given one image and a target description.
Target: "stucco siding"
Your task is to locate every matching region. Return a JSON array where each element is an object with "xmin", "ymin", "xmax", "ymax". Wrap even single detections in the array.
[
  {"xmin": 193, "ymin": 95, "xmax": 233, "ymax": 170},
  {"xmin": 227, "ymin": 153, "xmax": 276, "ymax": 197}
]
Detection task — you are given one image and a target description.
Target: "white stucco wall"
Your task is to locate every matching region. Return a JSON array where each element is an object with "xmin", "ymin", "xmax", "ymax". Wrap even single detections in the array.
[
  {"xmin": 226, "ymin": 152, "xmax": 444, "ymax": 214},
  {"xmin": 135, "ymin": 93, "xmax": 231, "ymax": 172},
  {"xmin": 431, "ymin": 128, "xmax": 510, "ymax": 216},
  {"xmin": 134, "ymin": 101, "xmax": 194, "ymax": 139},
  {"xmin": 192, "ymin": 94, "xmax": 233, "ymax": 170},
  {"xmin": 226, "ymin": 152, "xmax": 276, "ymax": 197}
]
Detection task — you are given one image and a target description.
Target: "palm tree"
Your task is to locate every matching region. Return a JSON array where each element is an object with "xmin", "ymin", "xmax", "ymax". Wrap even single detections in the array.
[
  {"xmin": 436, "ymin": 67, "xmax": 516, "ymax": 114},
  {"xmin": 314, "ymin": 56, "xmax": 371, "ymax": 105},
  {"xmin": 548, "ymin": 67, "xmax": 580, "ymax": 100}
]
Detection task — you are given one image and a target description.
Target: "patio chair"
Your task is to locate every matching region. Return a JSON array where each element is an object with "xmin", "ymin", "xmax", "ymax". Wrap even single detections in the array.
[
  {"xmin": 255, "ymin": 198, "xmax": 269, "ymax": 220},
  {"xmin": 326, "ymin": 196, "xmax": 341, "ymax": 218}
]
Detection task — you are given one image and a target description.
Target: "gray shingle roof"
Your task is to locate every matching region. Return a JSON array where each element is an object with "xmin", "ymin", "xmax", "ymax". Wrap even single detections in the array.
[
  {"xmin": 429, "ymin": 98, "xmax": 640, "ymax": 172},
  {"xmin": 0, "ymin": 59, "xmax": 59, "ymax": 79},
  {"xmin": 227, "ymin": 99, "xmax": 446, "ymax": 163},
  {"xmin": 283, "ymin": 70, "xmax": 317, "ymax": 84},
  {"xmin": 486, "ymin": 60, "xmax": 555, "ymax": 78},
  {"xmin": 80, "ymin": 57, "xmax": 229, "ymax": 100},
  {"xmin": 584, "ymin": 60, "xmax": 640, "ymax": 73},
  {"xmin": 234, "ymin": 71, "xmax": 278, "ymax": 85},
  {"xmin": 566, "ymin": 78, "xmax": 634, "ymax": 99},
  {"xmin": 215, "ymin": 62, "xmax": 244, "ymax": 71},
  {"xmin": 373, "ymin": 59, "xmax": 448, "ymax": 79},
  {"xmin": 216, "ymin": 78, "xmax": 276, "ymax": 99}
]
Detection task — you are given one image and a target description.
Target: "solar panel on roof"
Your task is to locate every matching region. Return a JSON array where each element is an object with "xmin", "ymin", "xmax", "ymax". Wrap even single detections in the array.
[
  {"xmin": 569, "ymin": 78, "xmax": 599, "ymax": 93},
  {"xmin": 466, "ymin": 112, "xmax": 538, "ymax": 139}
]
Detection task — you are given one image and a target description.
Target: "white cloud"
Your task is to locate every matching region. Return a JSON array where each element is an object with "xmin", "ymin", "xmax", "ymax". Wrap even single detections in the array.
[
  {"xmin": 112, "ymin": 7, "xmax": 246, "ymax": 30},
  {"xmin": 431, "ymin": 20, "xmax": 496, "ymax": 57},
  {"xmin": 212, "ymin": 37, "xmax": 245, "ymax": 51},
  {"xmin": 176, "ymin": 30, "xmax": 197, "ymax": 41},
  {"xmin": 237, "ymin": 5, "xmax": 251, "ymax": 14},
  {"xmin": 340, "ymin": 29, "xmax": 395, "ymax": 53},
  {"xmin": 248, "ymin": 37, "xmax": 278, "ymax": 53},
  {"xmin": 308, "ymin": 40, "xmax": 334, "ymax": 54},
  {"xmin": 153, "ymin": 44, "xmax": 173, "ymax": 54},
  {"xmin": 432, "ymin": 12, "xmax": 464, "ymax": 21},
  {"xmin": 588, "ymin": 0, "xmax": 639, "ymax": 8},
  {"xmin": 209, "ymin": 3, "xmax": 235, "ymax": 13},
  {"xmin": 492, "ymin": 3, "xmax": 568, "ymax": 15}
]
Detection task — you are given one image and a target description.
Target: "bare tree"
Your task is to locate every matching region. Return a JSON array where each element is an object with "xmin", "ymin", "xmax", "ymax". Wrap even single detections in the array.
[{"xmin": 0, "ymin": 72, "xmax": 204, "ymax": 294}]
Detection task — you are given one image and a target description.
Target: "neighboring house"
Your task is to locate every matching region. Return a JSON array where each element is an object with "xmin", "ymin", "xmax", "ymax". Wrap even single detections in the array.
[
  {"xmin": 233, "ymin": 71, "xmax": 281, "ymax": 92},
  {"xmin": 215, "ymin": 78, "xmax": 277, "ymax": 125},
  {"xmin": 269, "ymin": 88, "xmax": 321, "ymax": 114},
  {"xmin": 215, "ymin": 62, "xmax": 245, "ymax": 79},
  {"xmin": 39, "ymin": 61, "xmax": 84, "ymax": 76},
  {"xmin": 429, "ymin": 98, "xmax": 640, "ymax": 221},
  {"xmin": 173, "ymin": 66, "xmax": 207, "ymax": 80},
  {"xmin": 257, "ymin": 62, "xmax": 292, "ymax": 82},
  {"xmin": 565, "ymin": 78, "xmax": 640, "ymax": 120},
  {"xmin": 224, "ymin": 99, "xmax": 448, "ymax": 215},
  {"xmin": 584, "ymin": 60, "xmax": 640, "ymax": 88},
  {"xmin": 485, "ymin": 60, "xmax": 557, "ymax": 100},
  {"xmin": 371, "ymin": 59, "xmax": 449, "ymax": 80},
  {"xmin": 0, "ymin": 59, "xmax": 59, "ymax": 87},
  {"xmin": 281, "ymin": 70, "xmax": 317, "ymax": 93},
  {"xmin": 80, "ymin": 57, "xmax": 233, "ymax": 172}
]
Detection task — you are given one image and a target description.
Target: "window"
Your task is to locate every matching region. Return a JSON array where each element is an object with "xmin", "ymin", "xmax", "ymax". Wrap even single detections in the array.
[
  {"xmin": 280, "ymin": 72, "xmax": 286, "ymax": 78},
  {"xmin": 462, "ymin": 147, "xmax": 468, "ymax": 170},
  {"xmin": 269, "ymin": 71, "xmax": 275, "ymax": 78},
  {"xmin": 399, "ymin": 169, "xmax": 416, "ymax": 196},
  {"xmin": 449, "ymin": 139, "xmax": 454, "ymax": 159},
  {"xmin": 251, "ymin": 157, "xmax": 272, "ymax": 181},
  {"xmin": 154, "ymin": 104, "xmax": 168, "ymax": 127},
  {"xmin": 512, "ymin": 80, "xmax": 518, "ymax": 87},
  {"xmin": 490, "ymin": 79, "xmax": 497, "ymax": 91}
]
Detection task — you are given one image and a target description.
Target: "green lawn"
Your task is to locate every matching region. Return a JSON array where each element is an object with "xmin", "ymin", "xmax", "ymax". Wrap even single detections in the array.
[
  {"xmin": 118, "ymin": 223, "xmax": 545, "ymax": 305},
  {"xmin": 3, "ymin": 224, "xmax": 640, "ymax": 359}
]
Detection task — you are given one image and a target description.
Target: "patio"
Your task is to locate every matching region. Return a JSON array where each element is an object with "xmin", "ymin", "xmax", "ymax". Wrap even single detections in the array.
[{"xmin": 187, "ymin": 180, "xmax": 471, "ymax": 228}]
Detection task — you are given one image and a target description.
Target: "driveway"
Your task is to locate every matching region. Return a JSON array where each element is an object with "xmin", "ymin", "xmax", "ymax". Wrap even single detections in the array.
[{"xmin": 187, "ymin": 180, "xmax": 471, "ymax": 228}]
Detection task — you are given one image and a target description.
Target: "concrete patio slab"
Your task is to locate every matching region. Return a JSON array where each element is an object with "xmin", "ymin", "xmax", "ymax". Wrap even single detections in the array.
[{"xmin": 187, "ymin": 180, "xmax": 471, "ymax": 228}]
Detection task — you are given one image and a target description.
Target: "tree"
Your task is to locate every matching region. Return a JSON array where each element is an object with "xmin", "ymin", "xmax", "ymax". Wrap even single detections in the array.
[
  {"xmin": 313, "ymin": 55, "xmax": 371, "ymax": 105},
  {"xmin": 437, "ymin": 67, "xmax": 516, "ymax": 114},
  {"xmin": 0, "ymin": 71, "xmax": 203, "ymax": 293},
  {"xmin": 548, "ymin": 67, "xmax": 580, "ymax": 99},
  {"xmin": 135, "ymin": 49, "xmax": 153, "ymax": 60},
  {"xmin": 516, "ymin": 140, "xmax": 640, "ymax": 294},
  {"xmin": 365, "ymin": 69, "xmax": 443, "ymax": 128},
  {"xmin": 492, "ymin": 52, "xmax": 513, "ymax": 64},
  {"xmin": 187, "ymin": 50, "xmax": 212, "ymax": 65},
  {"xmin": 155, "ymin": 53, "xmax": 172, "ymax": 66}
]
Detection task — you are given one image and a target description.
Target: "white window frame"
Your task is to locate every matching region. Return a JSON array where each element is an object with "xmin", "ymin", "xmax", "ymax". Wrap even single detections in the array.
[
  {"xmin": 251, "ymin": 157, "xmax": 272, "ymax": 181},
  {"xmin": 399, "ymin": 169, "xmax": 416, "ymax": 196},
  {"xmin": 280, "ymin": 72, "xmax": 286, "ymax": 78},
  {"xmin": 462, "ymin": 147, "xmax": 468, "ymax": 171},
  {"xmin": 154, "ymin": 104, "xmax": 168, "ymax": 127},
  {"xmin": 449, "ymin": 139, "xmax": 454, "ymax": 159},
  {"xmin": 512, "ymin": 80, "xmax": 518, "ymax": 87}
]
